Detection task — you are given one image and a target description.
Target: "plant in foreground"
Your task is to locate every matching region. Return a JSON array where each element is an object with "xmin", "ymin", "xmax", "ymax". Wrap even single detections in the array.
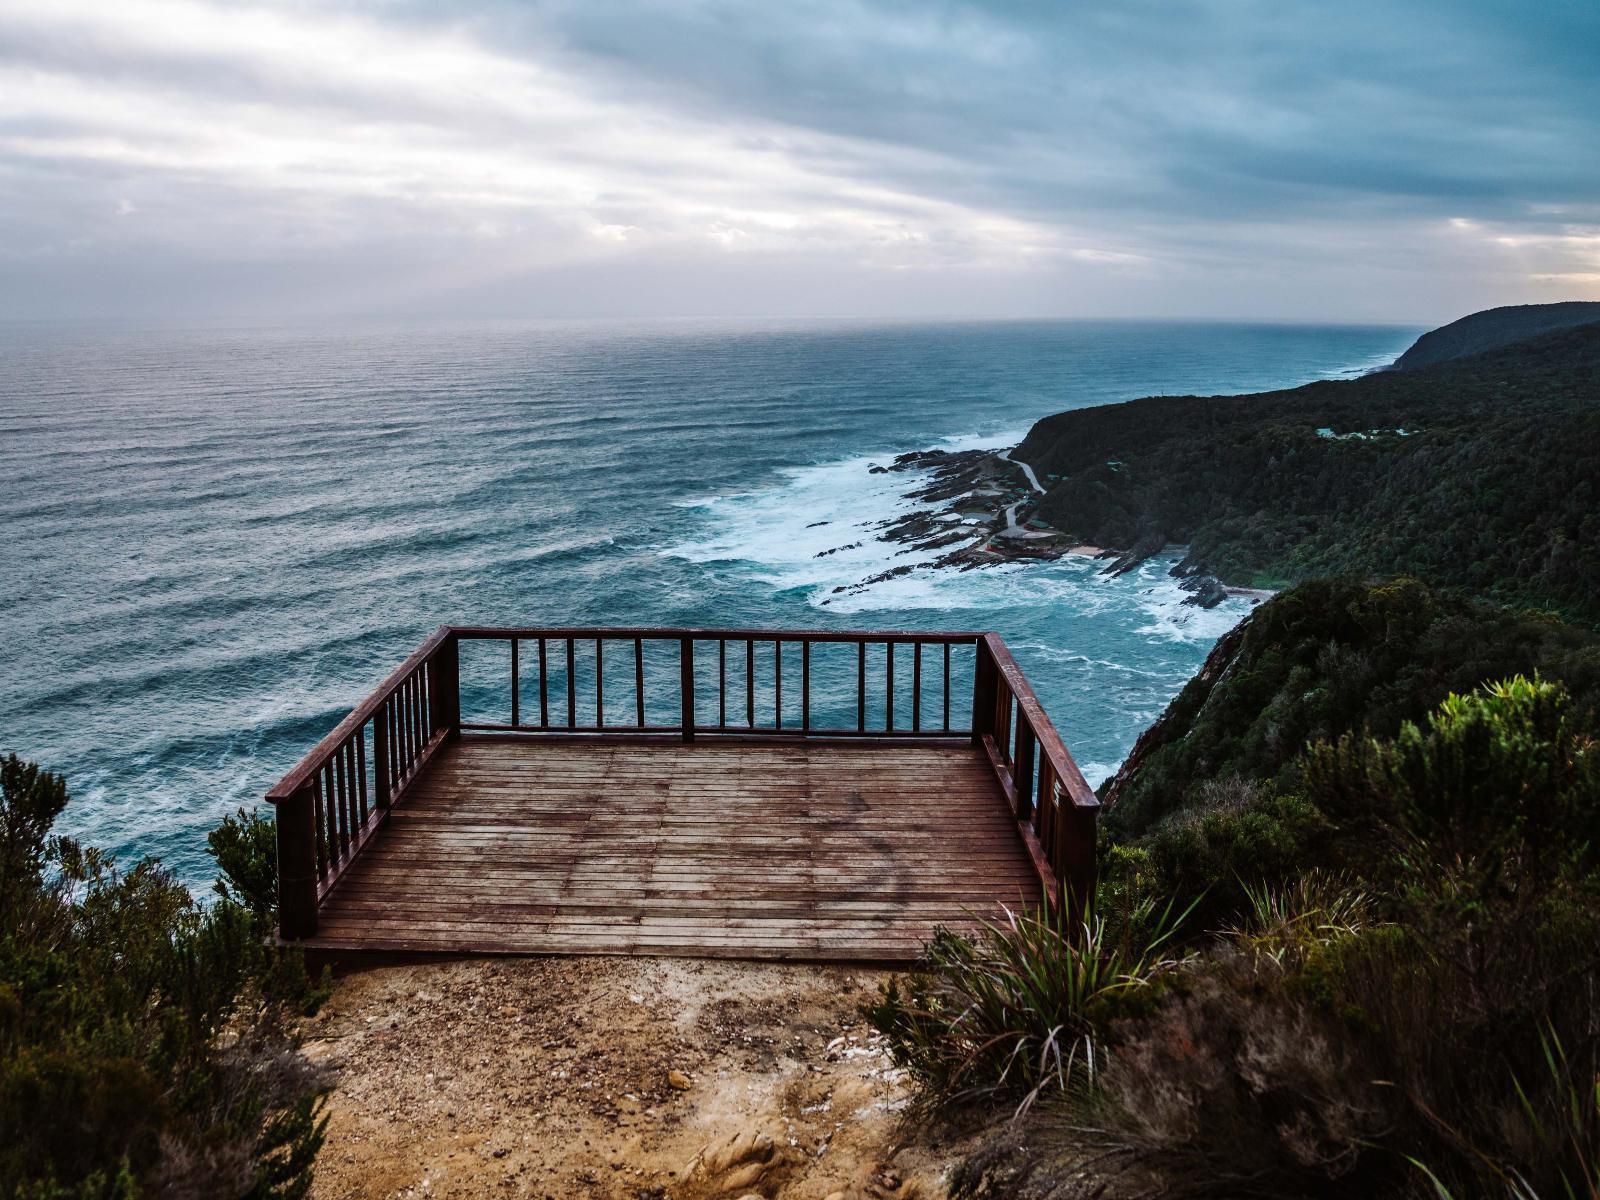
[{"xmin": 864, "ymin": 899, "xmax": 1190, "ymax": 1113}]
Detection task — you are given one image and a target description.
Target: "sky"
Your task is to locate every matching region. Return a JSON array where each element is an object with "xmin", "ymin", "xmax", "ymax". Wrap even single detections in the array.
[{"xmin": 1, "ymin": 0, "xmax": 1597, "ymax": 324}]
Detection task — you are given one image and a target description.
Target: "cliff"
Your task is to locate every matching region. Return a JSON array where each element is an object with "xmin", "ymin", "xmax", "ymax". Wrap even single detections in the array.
[{"xmin": 1010, "ymin": 317, "xmax": 1600, "ymax": 621}]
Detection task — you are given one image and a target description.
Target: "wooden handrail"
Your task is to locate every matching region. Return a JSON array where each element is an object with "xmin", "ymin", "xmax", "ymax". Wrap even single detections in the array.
[
  {"xmin": 981, "ymin": 634, "xmax": 1099, "ymax": 811},
  {"xmin": 266, "ymin": 624, "xmax": 1099, "ymax": 940},
  {"xmin": 974, "ymin": 634, "xmax": 1099, "ymax": 921},
  {"xmin": 450, "ymin": 625, "xmax": 985, "ymax": 643},
  {"xmin": 265, "ymin": 625, "xmax": 453, "ymax": 802}
]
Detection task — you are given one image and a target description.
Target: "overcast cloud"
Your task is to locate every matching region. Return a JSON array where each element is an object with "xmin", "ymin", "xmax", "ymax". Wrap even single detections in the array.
[{"xmin": 1, "ymin": 0, "xmax": 1596, "ymax": 322}]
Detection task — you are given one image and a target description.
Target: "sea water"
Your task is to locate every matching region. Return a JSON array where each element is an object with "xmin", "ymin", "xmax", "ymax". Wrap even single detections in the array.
[{"xmin": 0, "ymin": 318, "xmax": 1417, "ymax": 886}]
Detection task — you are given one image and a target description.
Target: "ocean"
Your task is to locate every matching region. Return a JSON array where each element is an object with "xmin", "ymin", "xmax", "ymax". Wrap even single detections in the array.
[{"xmin": 0, "ymin": 317, "xmax": 1418, "ymax": 887}]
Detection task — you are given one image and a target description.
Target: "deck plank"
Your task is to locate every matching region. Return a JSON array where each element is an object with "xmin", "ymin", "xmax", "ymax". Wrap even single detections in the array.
[{"xmin": 306, "ymin": 737, "xmax": 1043, "ymax": 961}]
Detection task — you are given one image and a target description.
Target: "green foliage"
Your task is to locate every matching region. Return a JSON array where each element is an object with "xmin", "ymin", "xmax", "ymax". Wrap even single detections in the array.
[
  {"xmin": 208, "ymin": 808, "xmax": 278, "ymax": 925},
  {"xmin": 864, "ymin": 902, "xmax": 1189, "ymax": 1111},
  {"xmin": 943, "ymin": 674, "xmax": 1600, "ymax": 1199},
  {"xmin": 0, "ymin": 758, "xmax": 329, "ymax": 1198},
  {"xmin": 1, "ymin": 754, "xmax": 71, "ymax": 929},
  {"xmin": 1131, "ymin": 776, "xmax": 1334, "ymax": 932},
  {"xmin": 1104, "ymin": 577, "xmax": 1600, "ymax": 836},
  {"xmin": 1304, "ymin": 674, "xmax": 1600, "ymax": 906},
  {"xmin": 1017, "ymin": 320, "xmax": 1600, "ymax": 622},
  {"xmin": 1090, "ymin": 679, "xmax": 1600, "ymax": 1198}
]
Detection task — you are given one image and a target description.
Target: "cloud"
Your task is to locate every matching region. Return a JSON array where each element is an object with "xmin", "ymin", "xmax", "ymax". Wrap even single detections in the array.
[{"xmin": 0, "ymin": 0, "xmax": 1596, "ymax": 320}]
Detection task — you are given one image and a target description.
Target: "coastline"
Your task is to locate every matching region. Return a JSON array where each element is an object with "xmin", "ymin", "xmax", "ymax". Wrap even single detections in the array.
[{"xmin": 821, "ymin": 447, "xmax": 1270, "ymax": 611}]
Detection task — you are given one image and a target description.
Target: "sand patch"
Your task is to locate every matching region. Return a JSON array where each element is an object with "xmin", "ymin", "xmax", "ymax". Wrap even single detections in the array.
[{"xmin": 304, "ymin": 956, "xmax": 966, "ymax": 1200}]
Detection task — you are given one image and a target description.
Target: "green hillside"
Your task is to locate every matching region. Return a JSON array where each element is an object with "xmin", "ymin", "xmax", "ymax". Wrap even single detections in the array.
[{"xmin": 1014, "ymin": 321, "xmax": 1600, "ymax": 621}]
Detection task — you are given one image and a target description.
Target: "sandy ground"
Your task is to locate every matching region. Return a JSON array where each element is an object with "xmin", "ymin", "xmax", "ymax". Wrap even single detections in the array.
[{"xmin": 302, "ymin": 956, "xmax": 974, "ymax": 1200}]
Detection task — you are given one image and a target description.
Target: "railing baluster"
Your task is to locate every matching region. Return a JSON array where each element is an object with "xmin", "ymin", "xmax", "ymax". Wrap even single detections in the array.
[
  {"xmin": 679, "ymin": 637, "xmax": 695, "ymax": 742},
  {"xmin": 324, "ymin": 759, "xmax": 339, "ymax": 859},
  {"xmin": 398, "ymin": 676, "xmax": 410, "ymax": 771},
  {"xmin": 398, "ymin": 682, "xmax": 410, "ymax": 775},
  {"xmin": 319, "ymin": 767, "xmax": 336, "ymax": 861},
  {"xmin": 340, "ymin": 741, "xmax": 355, "ymax": 844},
  {"xmin": 538, "ymin": 637, "xmax": 549, "ymax": 728},
  {"xmin": 912, "ymin": 642, "xmax": 922, "ymax": 733},
  {"xmin": 373, "ymin": 702, "xmax": 390, "ymax": 811},
  {"xmin": 566, "ymin": 639, "xmax": 576, "ymax": 728},
  {"xmin": 943, "ymin": 643, "xmax": 952, "ymax": 731},
  {"xmin": 801, "ymin": 640, "xmax": 811, "ymax": 732},
  {"xmin": 886, "ymin": 641, "xmax": 895, "ymax": 732},
  {"xmin": 1038, "ymin": 761, "xmax": 1056, "ymax": 851},
  {"xmin": 354, "ymin": 735, "xmax": 368, "ymax": 825},
  {"xmin": 511, "ymin": 638, "xmax": 520, "ymax": 728},
  {"xmin": 407, "ymin": 672, "xmax": 417, "ymax": 767},
  {"xmin": 312, "ymin": 775, "xmax": 327, "ymax": 877},
  {"xmin": 419, "ymin": 666, "xmax": 428, "ymax": 753},
  {"xmin": 412, "ymin": 670, "xmax": 423, "ymax": 762},
  {"xmin": 857, "ymin": 641, "xmax": 866, "ymax": 732},
  {"xmin": 634, "ymin": 636, "xmax": 645, "ymax": 727},
  {"xmin": 596, "ymin": 637, "xmax": 604, "ymax": 728},
  {"xmin": 774, "ymin": 639, "xmax": 782, "ymax": 730},
  {"xmin": 1015, "ymin": 722, "xmax": 1036, "ymax": 821},
  {"xmin": 746, "ymin": 639, "xmax": 755, "ymax": 728},
  {"xmin": 718, "ymin": 639, "xmax": 727, "ymax": 729}
]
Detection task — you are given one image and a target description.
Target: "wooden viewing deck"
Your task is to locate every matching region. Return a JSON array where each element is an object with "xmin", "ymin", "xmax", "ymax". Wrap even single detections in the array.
[{"xmin": 267, "ymin": 627, "xmax": 1099, "ymax": 962}]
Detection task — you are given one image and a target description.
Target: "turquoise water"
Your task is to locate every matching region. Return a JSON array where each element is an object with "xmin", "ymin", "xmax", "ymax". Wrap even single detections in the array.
[{"xmin": 0, "ymin": 318, "xmax": 1417, "ymax": 886}]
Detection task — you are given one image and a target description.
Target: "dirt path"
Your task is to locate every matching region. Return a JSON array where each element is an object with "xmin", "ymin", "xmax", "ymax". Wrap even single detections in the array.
[{"xmin": 302, "ymin": 956, "xmax": 971, "ymax": 1200}]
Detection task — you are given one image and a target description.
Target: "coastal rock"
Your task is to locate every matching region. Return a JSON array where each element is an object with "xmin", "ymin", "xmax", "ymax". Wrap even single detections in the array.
[
  {"xmin": 667, "ymin": 1068, "xmax": 692, "ymax": 1090},
  {"xmin": 1099, "ymin": 533, "xmax": 1167, "ymax": 577},
  {"xmin": 1179, "ymin": 574, "xmax": 1228, "ymax": 609}
]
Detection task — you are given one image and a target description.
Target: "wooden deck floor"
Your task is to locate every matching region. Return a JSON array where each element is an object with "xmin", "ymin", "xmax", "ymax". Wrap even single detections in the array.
[{"xmin": 306, "ymin": 737, "xmax": 1044, "ymax": 961}]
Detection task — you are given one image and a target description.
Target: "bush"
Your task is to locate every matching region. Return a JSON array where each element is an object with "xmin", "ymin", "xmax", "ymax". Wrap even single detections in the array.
[
  {"xmin": 864, "ymin": 902, "xmax": 1190, "ymax": 1111},
  {"xmin": 1102, "ymin": 578, "xmax": 1600, "ymax": 837},
  {"xmin": 208, "ymin": 808, "xmax": 279, "ymax": 925},
  {"xmin": 1133, "ymin": 777, "xmax": 1334, "ymax": 933},
  {"xmin": 0, "ymin": 754, "xmax": 330, "ymax": 1198},
  {"xmin": 941, "ymin": 678, "xmax": 1600, "ymax": 1199}
]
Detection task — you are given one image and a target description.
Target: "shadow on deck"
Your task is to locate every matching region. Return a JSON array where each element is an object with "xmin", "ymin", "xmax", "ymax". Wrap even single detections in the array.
[{"xmin": 269, "ymin": 627, "xmax": 1099, "ymax": 963}]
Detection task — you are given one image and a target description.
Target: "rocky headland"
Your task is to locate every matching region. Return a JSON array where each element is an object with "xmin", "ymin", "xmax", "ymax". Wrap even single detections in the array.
[{"xmin": 819, "ymin": 447, "xmax": 1241, "ymax": 608}]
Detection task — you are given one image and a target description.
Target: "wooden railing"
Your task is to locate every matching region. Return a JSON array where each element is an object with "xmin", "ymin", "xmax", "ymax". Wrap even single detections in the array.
[
  {"xmin": 266, "ymin": 626, "xmax": 1099, "ymax": 940},
  {"xmin": 972, "ymin": 634, "xmax": 1100, "ymax": 918}
]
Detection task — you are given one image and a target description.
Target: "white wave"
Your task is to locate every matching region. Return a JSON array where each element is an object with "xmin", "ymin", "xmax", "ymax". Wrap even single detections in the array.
[
  {"xmin": 660, "ymin": 437, "xmax": 1256, "ymax": 642},
  {"xmin": 1076, "ymin": 761, "xmax": 1122, "ymax": 789}
]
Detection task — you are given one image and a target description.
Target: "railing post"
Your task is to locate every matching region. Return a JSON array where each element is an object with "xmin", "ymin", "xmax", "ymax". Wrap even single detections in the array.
[
  {"xmin": 1060, "ymin": 802, "xmax": 1099, "ymax": 925},
  {"xmin": 276, "ymin": 781, "xmax": 319, "ymax": 940},
  {"xmin": 679, "ymin": 636, "xmax": 696, "ymax": 742},
  {"xmin": 427, "ymin": 629, "xmax": 460, "ymax": 741},
  {"xmin": 372, "ymin": 705, "xmax": 391, "ymax": 810},
  {"xmin": 971, "ymin": 636, "xmax": 998, "ymax": 744},
  {"xmin": 1014, "ymin": 723, "xmax": 1036, "ymax": 822}
]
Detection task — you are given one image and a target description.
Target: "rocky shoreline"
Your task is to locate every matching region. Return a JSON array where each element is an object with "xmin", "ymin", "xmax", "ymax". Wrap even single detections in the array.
[{"xmin": 818, "ymin": 447, "xmax": 1257, "ymax": 609}]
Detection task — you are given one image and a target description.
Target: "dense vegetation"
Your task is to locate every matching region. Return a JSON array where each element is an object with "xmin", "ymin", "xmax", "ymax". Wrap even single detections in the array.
[
  {"xmin": 0, "ymin": 756, "xmax": 329, "ymax": 1198},
  {"xmin": 1101, "ymin": 576, "xmax": 1600, "ymax": 836},
  {"xmin": 869, "ymin": 582, "xmax": 1600, "ymax": 1199},
  {"xmin": 1014, "ymin": 320, "xmax": 1600, "ymax": 620}
]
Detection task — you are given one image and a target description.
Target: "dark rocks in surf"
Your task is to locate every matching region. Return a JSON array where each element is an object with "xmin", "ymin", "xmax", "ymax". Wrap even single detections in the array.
[{"xmin": 1178, "ymin": 574, "xmax": 1229, "ymax": 609}]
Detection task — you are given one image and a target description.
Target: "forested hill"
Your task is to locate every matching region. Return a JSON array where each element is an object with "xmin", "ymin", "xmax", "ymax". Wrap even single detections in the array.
[
  {"xmin": 1392, "ymin": 300, "xmax": 1600, "ymax": 369},
  {"xmin": 1014, "ymin": 319, "xmax": 1600, "ymax": 622}
]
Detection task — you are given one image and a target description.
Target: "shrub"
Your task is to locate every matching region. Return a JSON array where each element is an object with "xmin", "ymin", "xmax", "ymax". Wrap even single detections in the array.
[
  {"xmin": 0, "ymin": 753, "xmax": 330, "ymax": 1198},
  {"xmin": 864, "ymin": 902, "xmax": 1190, "ymax": 1112},
  {"xmin": 208, "ymin": 807, "xmax": 279, "ymax": 925},
  {"xmin": 1136, "ymin": 777, "xmax": 1335, "ymax": 934},
  {"xmin": 943, "ymin": 678, "xmax": 1600, "ymax": 1199}
]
